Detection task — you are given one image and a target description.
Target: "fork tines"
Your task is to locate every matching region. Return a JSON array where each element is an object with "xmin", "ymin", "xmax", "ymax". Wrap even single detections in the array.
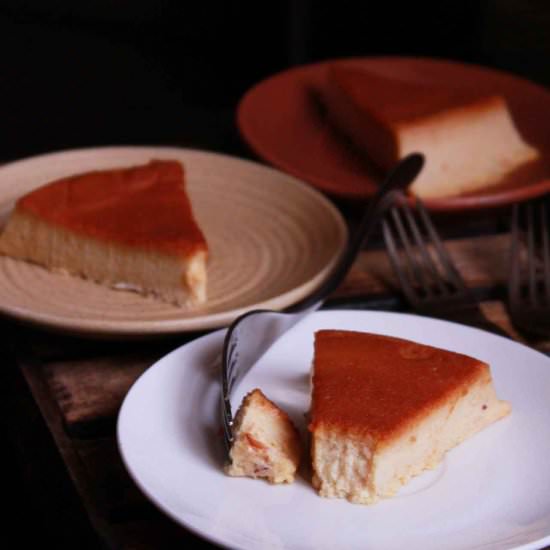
[
  {"xmin": 382, "ymin": 194, "xmax": 469, "ymax": 313},
  {"xmin": 509, "ymin": 195, "xmax": 550, "ymax": 321}
]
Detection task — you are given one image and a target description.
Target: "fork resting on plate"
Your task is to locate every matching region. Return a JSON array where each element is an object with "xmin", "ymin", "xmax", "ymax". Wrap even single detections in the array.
[{"xmin": 220, "ymin": 153, "xmax": 425, "ymax": 459}]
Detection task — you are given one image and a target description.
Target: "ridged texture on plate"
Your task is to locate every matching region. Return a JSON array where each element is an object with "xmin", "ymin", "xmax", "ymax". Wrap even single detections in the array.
[{"xmin": 0, "ymin": 147, "xmax": 347, "ymax": 336}]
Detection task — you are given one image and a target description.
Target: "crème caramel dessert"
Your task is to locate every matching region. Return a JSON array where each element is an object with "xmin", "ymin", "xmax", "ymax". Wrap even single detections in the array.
[
  {"xmin": 309, "ymin": 330, "xmax": 510, "ymax": 505},
  {"xmin": 322, "ymin": 64, "xmax": 539, "ymax": 198},
  {"xmin": 0, "ymin": 160, "xmax": 208, "ymax": 306}
]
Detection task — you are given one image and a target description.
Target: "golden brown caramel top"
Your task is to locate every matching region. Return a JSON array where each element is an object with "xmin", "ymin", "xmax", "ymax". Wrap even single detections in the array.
[
  {"xmin": 328, "ymin": 64, "xmax": 498, "ymax": 125},
  {"xmin": 309, "ymin": 330, "xmax": 487, "ymax": 442},
  {"xmin": 17, "ymin": 160, "xmax": 207, "ymax": 256}
]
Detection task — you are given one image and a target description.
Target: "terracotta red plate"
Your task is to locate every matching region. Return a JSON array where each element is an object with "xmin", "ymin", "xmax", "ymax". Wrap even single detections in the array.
[{"xmin": 237, "ymin": 56, "xmax": 550, "ymax": 211}]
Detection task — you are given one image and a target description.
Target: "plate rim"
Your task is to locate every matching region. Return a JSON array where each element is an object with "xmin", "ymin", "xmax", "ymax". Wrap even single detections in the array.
[
  {"xmin": 0, "ymin": 145, "xmax": 348, "ymax": 337},
  {"xmin": 117, "ymin": 309, "xmax": 550, "ymax": 550},
  {"xmin": 237, "ymin": 55, "xmax": 550, "ymax": 212}
]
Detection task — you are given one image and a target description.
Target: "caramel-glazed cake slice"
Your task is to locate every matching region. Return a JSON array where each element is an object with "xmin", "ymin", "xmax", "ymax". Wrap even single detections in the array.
[
  {"xmin": 322, "ymin": 64, "xmax": 539, "ymax": 199},
  {"xmin": 225, "ymin": 389, "xmax": 302, "ymax": 484},
  {"xmin": 309, "ymin": 330, "xmax": 511, "ymax": 505},
  {"xmin": 0, "ymin": 160, "xmax": 208, "ymax": 306}
]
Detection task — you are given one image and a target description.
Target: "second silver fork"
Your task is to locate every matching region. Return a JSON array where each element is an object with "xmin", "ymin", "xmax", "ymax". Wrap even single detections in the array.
[
  {"xmin": 382, "ymin": 193, "xmax": 508, "ymax": 337},
  {"xmin": 508, "ymin": 195, "xmax": 550, "ymax": 337}
]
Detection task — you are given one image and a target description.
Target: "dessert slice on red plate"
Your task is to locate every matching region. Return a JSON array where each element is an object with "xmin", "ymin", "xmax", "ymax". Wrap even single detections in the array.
[{"xmin": 322, "ymin": 64, "xmax": 539, "ymax": 198}]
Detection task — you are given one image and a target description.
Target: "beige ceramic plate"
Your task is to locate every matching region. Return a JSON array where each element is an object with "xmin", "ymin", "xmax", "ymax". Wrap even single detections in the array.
[{"xmin": 0, "ymin": 146, "xmax": 347, "ymax": 337}]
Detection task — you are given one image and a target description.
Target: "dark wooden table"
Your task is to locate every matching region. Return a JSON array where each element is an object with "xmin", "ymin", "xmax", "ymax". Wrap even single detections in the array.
[{"xmin": 3, "ymin": 180, "xmax": 550, "ymax": 549}]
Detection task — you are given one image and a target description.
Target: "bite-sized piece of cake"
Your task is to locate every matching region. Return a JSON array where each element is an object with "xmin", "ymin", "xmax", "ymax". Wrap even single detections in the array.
[
  {"xmin": 309, "ymin": 330, "xmax": 511, "ymax": 505},
  {"xmin": 225, "ymin": 389, "xmax": 302, "ymax": 484},
  {"xmin": 322, "ymin": 64, "xmax": 539, "ymax": 198},
  {"xmin": 0, "ymin": 160, "xmax": 208, "ymax": 306}
]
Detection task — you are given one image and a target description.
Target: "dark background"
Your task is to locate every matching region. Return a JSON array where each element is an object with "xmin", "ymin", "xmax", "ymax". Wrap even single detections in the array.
[{"xmin": 1, "ymin": 1, "xmax": 549, "ymax": 163}]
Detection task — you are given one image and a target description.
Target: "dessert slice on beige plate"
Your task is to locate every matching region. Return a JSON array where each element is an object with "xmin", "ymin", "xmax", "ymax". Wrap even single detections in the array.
[
  {"xmin": 322, "ymin": 64, "xmax": 539, "ymax": 198},
  {"xmin": 225, "ymin": 389, "xmax": 302, "ymax": 484},
  {"xmin": 309, "ymin": 330, "xmax": 511, "ymax": 505},
  {"xmin": 0, "ymin": 160, "xmax": 208, "ymax": 306}
]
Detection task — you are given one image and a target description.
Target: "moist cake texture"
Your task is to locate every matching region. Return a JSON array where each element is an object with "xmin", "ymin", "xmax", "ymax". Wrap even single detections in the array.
[
  {"xmin": 309, "ymin": 330, "xmax": 511, "ymax": 504},
  {"xmin": 0, "ymin": 160, "xmax": 208, "ymax": 305},
  {"xmin": 225, "ymin": 389, "xmax": 302, "ymax": 484},
  {"xmin": 322, "ymin": 64, "xmax": 539, "ymax": 198}
]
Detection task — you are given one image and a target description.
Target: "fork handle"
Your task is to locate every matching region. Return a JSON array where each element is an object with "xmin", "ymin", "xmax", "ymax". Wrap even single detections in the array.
[{"xmin": 287, "ymin": 153, "xmax": 424, "ymax": 313}]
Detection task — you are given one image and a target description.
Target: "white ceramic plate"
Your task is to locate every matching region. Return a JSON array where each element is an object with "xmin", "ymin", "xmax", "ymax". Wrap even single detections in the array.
[
  {"xmin": 117, "ymin": 310, "xmax": 550, "ymax": 550},
  {"xmin": 0, "ymin": 146, "xmax": 347, "ymax": 336}
]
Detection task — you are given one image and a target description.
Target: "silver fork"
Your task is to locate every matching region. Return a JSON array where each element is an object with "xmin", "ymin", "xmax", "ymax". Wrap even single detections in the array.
[
  {"xmin": 221, "ymin": 154, "xmax": 425, "ymax": 458},
  {"xmin": 508, "ymin": 195, "xmax": 550, "ymax": 337},
  {"xmin": 382, "ymin": 193, "xmax": 508, "ymax": 337}
]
